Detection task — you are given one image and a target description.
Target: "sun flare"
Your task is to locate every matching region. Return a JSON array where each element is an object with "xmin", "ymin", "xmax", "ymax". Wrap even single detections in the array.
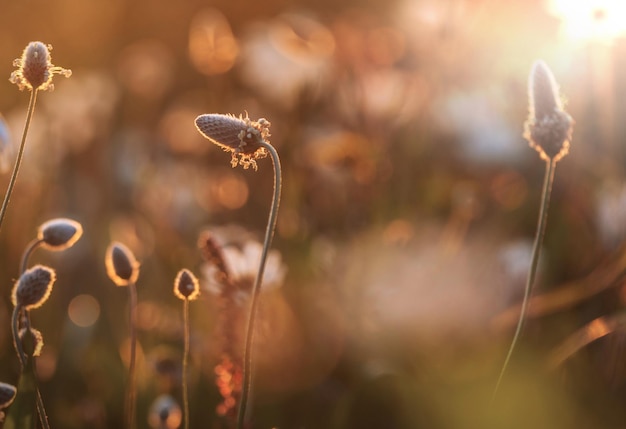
[{"xmin": 548, "ymin": 0, "xmax": 626, "ymax": 42}]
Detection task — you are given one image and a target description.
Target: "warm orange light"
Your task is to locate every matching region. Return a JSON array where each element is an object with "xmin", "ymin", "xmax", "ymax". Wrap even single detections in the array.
[{"xmin": 548, "ymin": 0, "xmax": 626, "ymax": 42}]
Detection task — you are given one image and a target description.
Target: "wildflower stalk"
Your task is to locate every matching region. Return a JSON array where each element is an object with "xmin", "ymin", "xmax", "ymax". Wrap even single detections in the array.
[
  {"xmin": 0, "ymin": 89, "xmax": 38, "ymax": 232},
  {"xmin": 126, "ymin": 281, "xmax": 138, "ymax": 429},
  {"xmin": 20, "ymin": 238, "xmax": 44, "ymax": 274},
  {"xmin": 12, "ymin": 308, "xmax": 51, "ymax": 429},
  {"xmin": 492, "ymin": 158, "xmax": 556, "ymax": 401},
  {"xmin": 237, "ymin": 141, "xmax": 282, "ymax": 429},
  {"xmin": 173, "ymin": 268, "xmax": 199, "ymax": 429},
  {"xmin": 182, "ymin": 298, "xmax": 190, "ymax": 429},
  {"xmin": 492, "ymin": 60, "xmax": 572, "ymax": 402}
]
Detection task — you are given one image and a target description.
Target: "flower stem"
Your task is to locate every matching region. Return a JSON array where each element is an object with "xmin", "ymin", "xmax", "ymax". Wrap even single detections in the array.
[
  {"xmin": 237, "ymin": 141, "xmax": 282, "ymax": 429},
  {"xmin": 492, "ymin": 158, "xmax": 557, "ymax": 402},
  {"xmin": 11, "ymin": 306, "xmax": 27, "ymax": 368},
  {"xmin": 12, "ymin": 308, "xmax": 51, "ymax": 429},
  {"xmin": 182, "ymin": 298, "xmax": 191, "ymax": 429},
  {"xmin": 20, "ymin": 239, "xmax": 43, "ymax": 274},
  {"xmin": 126, "ymin": 282, "xmax": 138, "ymax": 429},
  {"xmin": 0, "ymin": 89, "xmax": 38, "ymax": 233}
]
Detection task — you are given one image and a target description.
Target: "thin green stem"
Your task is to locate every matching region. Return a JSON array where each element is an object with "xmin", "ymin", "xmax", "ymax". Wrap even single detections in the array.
[
  {"xmin": 236, "ymin": 141, "xmax": 282, "ymax": 429},
  {"xmin": 492, "ymin": 158, "xmax": 557, "ymax": 402},
  {"xmin": 12, "ymin": 308, "xmax": 50, "ymax": 429},
  {"xmin": 126, "ymin": 282, "xmax": 137, "ymax": 429},
  {"xmin": 11, "ymin": 306, "xmax": 27, "ymax": 368},
  {"xmin": 20, "ymin": 239, "xmax": 43, "ymax": 274},
  {"xmin": 182, "ymin": 299, "xmax": 190, "ymax": 429},
  {"xmin": 24, "ymin": 314, "xmax": 50, "ymax": 429},
  {"xmin": 0, "ymin": 89, "xmax": 38, "ymax": 233}
]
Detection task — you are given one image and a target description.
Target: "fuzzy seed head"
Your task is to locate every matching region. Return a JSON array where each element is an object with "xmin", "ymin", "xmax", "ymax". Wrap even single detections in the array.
[
  {"xmin": 19, "ymin": 326, "xmax": 44, "ymax": 357},
  {"xmin": 0, "ymin": 383, "xmax": 17, "ymax": 409},
  {"xmin": 11, "ymin": 265, "xmax": 56, "ymax": 310},
  {"xmin": 173, "ymin": 268, "xmax": 200, "ymax": 301},
  {"xmin": 195, "ymin": 113, "xmax": 270, "ymax": 170},
  {"xmin": 9, "ymin": 42, "xmax": 71, "ymax": 91},
  {"xmin": 37, "ymin": 218, "xmax": 83, "ymax": 250},
  {"xmin": 523, "ymin": 60, "xmax": 573, "ymax": 162},
  {"xmin": 105, "ymin": 242, "xmax": 140, "ymax": 286}
]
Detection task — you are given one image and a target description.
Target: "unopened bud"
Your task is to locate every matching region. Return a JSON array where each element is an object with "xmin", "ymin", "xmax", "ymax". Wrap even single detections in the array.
[
  {"xmin": 173, "ymin": 269, "xmax": 200, "ymax": 301},
  {"xmin": 105, "ymin": 242, "xmax": 140, "ymax": 286},
  {"xmin": 37, "ymin": 218, "xmax": 83, "ymax": 250},
  {"xmin": 11, "ymin": 265, "xmax": 56, "ymax": 310},
  {"xmin": 195, "ymin": 113, "xmax": 270, "ymax": 170}
]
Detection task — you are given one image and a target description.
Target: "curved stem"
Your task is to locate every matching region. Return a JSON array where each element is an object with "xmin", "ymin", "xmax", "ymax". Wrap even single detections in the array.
[
  {"xmin": 492, "ymin": 159, "xmax": 556, "ymax": 402},
  {"xmin": 126, "ymin": 282, "xmax": 137, "ymax": 429},
  {"xmin": 0, "ymin": 89, "xmax": 38, "ymax": 233},
  {"xmin": 11, "ymin": 305, "xmax": 27, "ymax": 368},
  {"xmin": 20, "ymin": 238, "xmax": 43, "ymax": 274},
  {"xmin": 236, "ymin": 141, "xmax": 282, "ymax": 429},
  {"xmin": 23, "ymin": 314, "xmax": 50, "ymax": 429},
  {"xmin": 182, "ymin": 299, "xmax": 190, "ymax": 429}
]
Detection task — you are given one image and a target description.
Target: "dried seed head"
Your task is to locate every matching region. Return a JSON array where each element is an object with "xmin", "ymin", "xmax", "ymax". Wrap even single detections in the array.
[
  {"xmin": 523, "ymin": 60, "xmax": 573, "ymax": 162},
  {"xmin": 11, "ymin": 265, "xmax": 56, "ymax": 310},
  {"xmin": 198, "ymin": 231, "xmax": 231, "ymax": 284},
  {"xmin": 105, "ymin": 242, "xmax": 140, "ymax": 286},
  {"xmin": 37, "ymin": 218, "xmax": 83, "ymax": 250},
  {"xmin": 173, "ymin": 268, "xmax": 200, "ymax": 301},
  {"xmin": 195, "ymin": 113, "xmax": 270, "ymax": 170},
  {"xmin": 0, "ymin": 383, "xmax": 17, "ymax": 409},
  {"xmin": 19, "ymin": 326, "xmax": 44, "ymax": 357},
  {"xmin": 9, "ymin": 42, "xmax": 71, "ymax": 91}
]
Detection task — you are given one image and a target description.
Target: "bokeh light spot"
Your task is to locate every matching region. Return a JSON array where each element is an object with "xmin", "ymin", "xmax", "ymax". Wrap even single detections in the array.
[{"xmin": 68, "ymin": 294, "xmax": 101, "ymax": 328}]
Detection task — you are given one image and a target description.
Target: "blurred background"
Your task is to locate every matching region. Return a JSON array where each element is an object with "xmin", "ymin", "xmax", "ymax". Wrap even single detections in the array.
[{"xmin": 0, "ymin": 0, "xmax": 625, "ymax": 427}]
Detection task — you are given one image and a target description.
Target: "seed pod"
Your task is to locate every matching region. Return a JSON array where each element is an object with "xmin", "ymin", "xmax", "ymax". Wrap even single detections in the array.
[
  {"xmin": 173, "ymin": 269, "xmax": 200, "ymax": 301},
  {"xmin": 195, "ymin": 113, "xmax": 270, "ymax": 170},
  {"xmin": 523, "ymin": 60, "xmax": 573, "ymax": 162},
  {"xmin": 37, "ymin": 218, "xmax": 83, "ymax": 250},
  {"xmin": 11, "ymin": 265, "xmax": 56, "ymax": 310},
  {"xmin": 9, "ymin": 41, "xmax": 71, "ymax": 91},
  {"xmin": 105, "ymin": 242, "xmax": 140, "ymax": 286}
]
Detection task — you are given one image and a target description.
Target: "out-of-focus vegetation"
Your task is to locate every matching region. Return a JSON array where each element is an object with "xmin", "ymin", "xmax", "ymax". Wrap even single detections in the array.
[{"xmin": 0, "ymin": 0, "xmax": 626, "ymax": 428}]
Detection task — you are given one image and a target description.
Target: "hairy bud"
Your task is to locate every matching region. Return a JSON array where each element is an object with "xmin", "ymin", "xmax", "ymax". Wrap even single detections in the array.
[
  {"xmin": 195, "ymin": 113, "xmax": 270, "ymax": 170},
  {"xmin": 9, "ymin": 41, "xmax": 71, "ymax": 91},
  {"xmin": 105, "ymin": 242, "xmax": 140, "ymax": 286},
  {"xmin": 523, "ymin": 60, "xmax": 573, "ymax": 162},
  {"xmin": 11, "ymin": 265, "xmax": 56, "ymax": 310},
  {"xmin": 37, "ymin": 218, "xmax": 83, "ymax": 250},
  {"xmin": 173, "ymin": 269, "xmax": 200, "ymax": 301}
]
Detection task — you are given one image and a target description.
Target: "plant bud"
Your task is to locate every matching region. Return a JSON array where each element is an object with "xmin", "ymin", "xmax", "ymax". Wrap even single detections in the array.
[
  {"xmin": 173, "ymin": 269, "xmax": 200, "ymax": 301},
  {"xmin": 523, "ymin": 60, "xmax": 573, "ymax": 162},
  {"xmin": 11, "ymin": 265, "xmax": 56, "ymax": 310},
  {"xmin": 195, "ymin": 113, "xmax": 270, "ymax": 170},
  {"xmin": 105, "ymin": 242, "xmax": 140, "ymax": 286},
  {"xmin": 37, "ymin": 218, "xmax": 83, "ymax": 250},
  {"xmin": 0, "ymin": 382, "xmax": 16, "ymax": 409},
  {"xmin": 9, "ymin": 41, "xmax": 71, "ymax": 91}
]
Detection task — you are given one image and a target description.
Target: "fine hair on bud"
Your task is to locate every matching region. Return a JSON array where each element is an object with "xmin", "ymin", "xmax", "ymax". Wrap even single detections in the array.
[
  {"xmin": 194, "ymin": 113, "xmax": 271, "ymax": 170},
  {"xmin": 105, "ymin": 242, "xmax": 140, "ymax": 286},
  {"xmin": 9, "ymin": 41, "xmax": 71, "ymax": 91},
  {"xmin": 523, "ymin": 60, "xmax": 573, "ymax": 162},
  {"xmin": 0, "ymin": 382, "xmax": 17, "ymax": 409},
  {"xmin": 19, "ymin": 326, "xmax": 44, "ymax": 357},
  {"xmin": 11, "ymin": 265, "xmax": 56, "ymax": 310},
  {"xmin": 38, "ymin": 218, "xmax": 83, "ymax": 250},
  {"xmin": 174, "ymin": 268, "xmax": 200, "ymax": 301}
]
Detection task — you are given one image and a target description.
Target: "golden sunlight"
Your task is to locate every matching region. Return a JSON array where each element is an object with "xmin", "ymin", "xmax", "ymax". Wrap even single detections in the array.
[{"xmin": 548, "ymin": 0, "xmax": 626, "ymax": 42}]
